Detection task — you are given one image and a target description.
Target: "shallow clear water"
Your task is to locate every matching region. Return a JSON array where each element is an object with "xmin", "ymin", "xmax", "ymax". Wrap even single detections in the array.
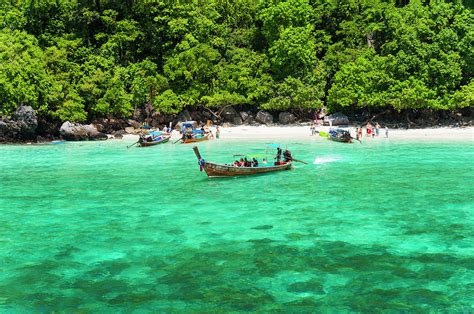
[{"xmin": 1, "ymin": 138, "xmax": 473, "ymax": 312}]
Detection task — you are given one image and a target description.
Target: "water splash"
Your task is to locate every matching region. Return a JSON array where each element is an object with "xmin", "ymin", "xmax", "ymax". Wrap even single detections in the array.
[{"xmin": 313, "ymin": 156, "xmax": 342, "ymax": 164}]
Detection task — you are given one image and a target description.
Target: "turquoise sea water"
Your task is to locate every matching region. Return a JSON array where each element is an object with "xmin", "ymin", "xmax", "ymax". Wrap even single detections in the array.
[{"xmin": 1, "ymin": 137, "xmax": 473, "ymax": 312}]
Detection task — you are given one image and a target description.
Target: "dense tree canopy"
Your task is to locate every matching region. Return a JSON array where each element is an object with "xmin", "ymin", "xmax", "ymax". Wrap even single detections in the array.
[{"xmin": 0, "ymin": 0, "xmax": 472, "ymax": 122}]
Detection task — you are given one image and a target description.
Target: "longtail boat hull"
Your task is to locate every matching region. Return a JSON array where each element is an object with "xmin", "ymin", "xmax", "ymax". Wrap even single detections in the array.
[
  {"xmin": 328, "ymin": 136, "xmax": 352, "ymax": 143},
  {"xmin": 328, "ymin": 129, "xmax": 353, "ymax": 143},
  {"xmin": 193, "ymin": 146, "xmax": 292, "ymax": 177},
  {"xmin": 183, "ymin": 134, "xmax": 209, "ymax": 144},
  {"xmin": 139, "ymin": 136, "xmax": 170, "ymax": 147}
]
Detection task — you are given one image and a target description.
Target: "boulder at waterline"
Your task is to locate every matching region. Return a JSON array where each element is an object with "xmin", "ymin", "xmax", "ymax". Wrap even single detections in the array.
[
  {"xmin": 59, "ymin": 121, "xmax": 108, "ymax": 141},
  {"xmin": 0, "ymin": 106, "xmax": 38, "ymax": 142}
]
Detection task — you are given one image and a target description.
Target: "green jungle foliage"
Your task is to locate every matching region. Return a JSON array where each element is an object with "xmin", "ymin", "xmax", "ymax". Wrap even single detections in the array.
[{"xmin": 0, "ymin": 0, "xmax": 472, "ymax": 122}]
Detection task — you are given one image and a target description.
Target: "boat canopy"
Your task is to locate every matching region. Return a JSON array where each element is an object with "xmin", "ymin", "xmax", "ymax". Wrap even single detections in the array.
[
  {"xmin": 148, "ymin": 131, "xmax": 163, "ymax": 136},
  {"xmin": 330, "ymin": 128, "xmax": 350, "ymax": 134},
  {"xmin": 181, "ymin": 123, "xmax": 195, "ymax": 133}
]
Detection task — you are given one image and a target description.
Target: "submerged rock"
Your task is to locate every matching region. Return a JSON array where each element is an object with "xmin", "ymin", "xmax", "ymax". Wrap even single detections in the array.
[{"xmin": 59, "ymin": 121, "xmax": 108, "ymax": 141}]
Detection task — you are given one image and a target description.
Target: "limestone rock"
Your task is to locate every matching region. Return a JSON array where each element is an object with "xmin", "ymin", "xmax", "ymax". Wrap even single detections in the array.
[
  {"xmin": 221, "ymin": 106, "xmax": 239, "ymax": 122},
  {"xmin": 279, "ymin": 112, "xmax": 296, "ymax": 124},
  {"xmin": 177, "ymin": 109, "xmax": 192, "ymax": 122},
  {"xmin": 325, "ymin": 112, "xmax": 349, "ymax": 126},
  {"xmin": 59, "ymin": 121, "xmax": 108, "ymax": 141},
  {"xmin": 233, "ymin": 116, "xmax": 243, "ymax": 125},
  {"xmin": 239, "ymin": 111, "xmax": 249, "ymax": 122},
  {"xmin": 0, "ymin": 106, "xmax": 38, "ymax": 142},
  {"xmin": 255, "ymin": 110, "xmax": 274, "ymax": 125}
]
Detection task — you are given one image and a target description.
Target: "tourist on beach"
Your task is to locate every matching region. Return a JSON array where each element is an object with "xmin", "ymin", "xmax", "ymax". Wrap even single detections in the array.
[
  {"xmin": 216, "ymin": 126, "xmax": 220, "ymax": 139},
  {"xmin": 366, "ymin": 122, "xmax": 372, "ymax": 137},
  {"xmin": 358, "ymin": 127, "xmax": 363, "ymax": 139},
  {"xmin": 310, "ymin": 122, "xmax": 315, "ymax": 136},
  {"xmin": 385, "ymin": 126, "xmax": 389, "ymax": 138},
  {"xmin": 375, "ymin": 123, "xmax": 381, "ymax": 136},
  {"xmin": 355, "ymin": 128, "xmax": 360, "ymax": 141}
]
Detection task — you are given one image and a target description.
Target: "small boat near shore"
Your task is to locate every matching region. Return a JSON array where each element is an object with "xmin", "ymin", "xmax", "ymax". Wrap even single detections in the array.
[
  {"xmin": 193, "ymin": 146, "xmax": 292, "ymax": 177},
  {"xmin": 139, "ymin": 134, "xmax": 170, "ymax": 147},
  {"xmin": 184, "ymin": 134, "xmax": 209, "ymax": 144},
  {"xmin": 327, "ymin": 129, "xmax": 353, "ymax": 143},
  {"xmin": 178, "ymin": 122, "xmax": 210, "ymax": 144}
]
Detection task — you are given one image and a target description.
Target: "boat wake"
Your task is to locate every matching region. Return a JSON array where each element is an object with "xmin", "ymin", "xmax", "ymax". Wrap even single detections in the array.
[{"xmin": 313, "ymin": 156, "xmax": 342, "ymax": 164}]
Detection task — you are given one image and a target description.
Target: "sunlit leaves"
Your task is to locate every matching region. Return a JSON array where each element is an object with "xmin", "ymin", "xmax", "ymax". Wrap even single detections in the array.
[{"xmin": 0, "ymin": 30, "xmax": 54, "ymax": 115}]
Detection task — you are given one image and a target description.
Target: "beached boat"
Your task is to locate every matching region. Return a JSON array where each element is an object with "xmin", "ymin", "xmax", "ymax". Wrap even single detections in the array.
[
  {"xmin": 193, "ymin": 146, "xmax": 292, "ymax": 177},
  {"xmin": 183, "ymin": 134, "xmax": 209, "ymax": 144},
  {"xmin": 327, "ymin": 129, "xmax": 353, "ymax": 143},
  {"xmin": 139, "ymin": 135, "xmax": 170, "ymax": 147}
]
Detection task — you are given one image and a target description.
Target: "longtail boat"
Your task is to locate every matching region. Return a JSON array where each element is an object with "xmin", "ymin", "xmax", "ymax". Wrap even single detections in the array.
[
  {"xmin": 193, "ymin": 146, "xmax": 292, "ymax": 177},
  {"xmin": 327, "ymin": 129, "xmax": 353, "ymax": 143},
  {"xmin": 138, "ymin": 134, "xmax": 170, "ymax": 147},
  {"xmin": 183, "ymin": 134, "xmax": 209, "ymax": 144}
]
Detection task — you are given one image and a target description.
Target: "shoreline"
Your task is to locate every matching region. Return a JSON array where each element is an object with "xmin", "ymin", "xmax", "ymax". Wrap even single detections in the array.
[
  {"xmin": 1, "ymin": 125, "xmax": 473, "ymax": 144},
  {"xmin": 119, "ymin": 125, "xmax": 473, "ymax": 142}
]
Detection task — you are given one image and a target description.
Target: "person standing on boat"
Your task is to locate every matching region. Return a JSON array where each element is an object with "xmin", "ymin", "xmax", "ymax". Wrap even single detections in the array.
[
  {"xmin": 276, "ymin": 147, "xmax": 282, "ymax": 164},
  {"xmin": 283, "ymin": 150, "xmax": 292, "ymax": 162}
]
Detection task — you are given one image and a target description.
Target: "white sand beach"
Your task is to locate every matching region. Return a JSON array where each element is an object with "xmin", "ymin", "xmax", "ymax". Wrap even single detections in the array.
[
  {"xmin": 218, "ymin": 125, "xmax": 474, "ymax": 141},
  {"xmin": 123, "ymin": 125, "xmax": 473, "ymax": 142}
]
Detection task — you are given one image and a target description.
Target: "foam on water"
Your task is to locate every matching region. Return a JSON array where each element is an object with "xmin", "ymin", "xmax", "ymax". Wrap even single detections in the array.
[{"xmin": 313, "ymin": 156, "xmax": 343, "ymax": 164}]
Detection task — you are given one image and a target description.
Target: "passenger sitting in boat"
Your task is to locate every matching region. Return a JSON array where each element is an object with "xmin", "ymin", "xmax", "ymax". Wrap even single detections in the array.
[
  {"xmin": 244, "ymin": 157, "xmax": 251, "ymax": 167},
  {"xmin": 239, "ymin": 158, "xmax": 245, "ymax": 167},
  {"xmin": 252, "ymin": 158, "xmax": 259, "ymax": 167},
  {"xmin": 233, "ymin": 160, "xmax": 240, "ymax": 167},
  {"xmin": 262, "ymin": 158, "xmax": 267, "ymax": 164},
  {"xmin": 146, "ymin": 136, "xmax": 153, "ymax": 142}
]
